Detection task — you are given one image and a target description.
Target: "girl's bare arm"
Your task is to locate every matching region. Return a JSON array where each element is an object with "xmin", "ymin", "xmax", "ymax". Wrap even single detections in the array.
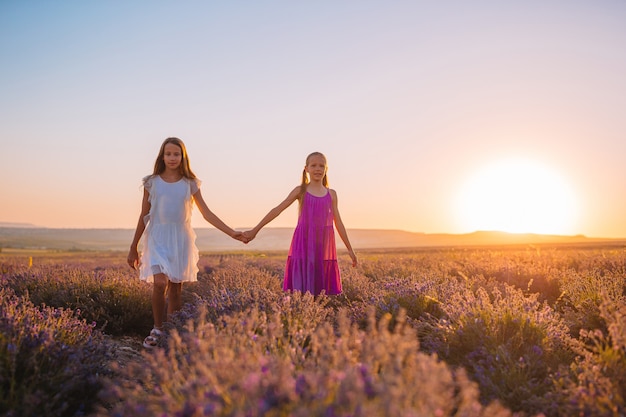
[
  {"xmin": 128, "ymin": 189, "xmax": 150, "ymax": 269},
  {"xmin": 193, "ymin": 189, "xmax": 241, "ymax": 238},
  {"xmin": 330, "ymin": 189, "xmax": 357, "ymax": 267},
  {"xmin": 245, "ymin": 186, "xmax": 301, "ymax": 239}
]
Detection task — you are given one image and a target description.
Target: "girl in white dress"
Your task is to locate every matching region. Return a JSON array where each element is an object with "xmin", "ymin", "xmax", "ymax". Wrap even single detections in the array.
[{"xmin": 127, "ymin": 137, "xmax": 247, "ymax": 348}]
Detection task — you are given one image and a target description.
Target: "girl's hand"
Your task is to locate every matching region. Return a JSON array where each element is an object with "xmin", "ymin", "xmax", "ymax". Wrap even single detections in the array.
[
  {"xmin": 232, "ymin": 231, "xmax": 250, "ymax": 244},
  {"xmin": 127, "ymin": 249, "xmax": 140, "ymax": 270},
  {"xmin": 349, "ymin": 250, "xmax": 358, "ymax": 267},
  {"xmin": 242, "ymin": 230, "xmax": 256, "ymax": 242}
]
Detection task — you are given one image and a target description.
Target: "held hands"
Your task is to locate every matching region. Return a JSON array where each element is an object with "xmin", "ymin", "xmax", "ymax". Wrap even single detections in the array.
[
  {"xmin": 232, "ymin": 231, "xmax": 250, "ymax": 244},
  {"xmin": 242, "ymin": 230, "xmax": 256, "ymax": 242},
  {"xmin": 232, "ymin": 230, "xmax": 258, "ymax": 244}
]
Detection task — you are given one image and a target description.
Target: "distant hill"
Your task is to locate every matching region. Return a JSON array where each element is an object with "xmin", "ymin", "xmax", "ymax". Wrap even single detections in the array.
[
  {"xmin": 0, "ymin": 227, "xmax": 623, "ymax": 252},
  {"xmin": 0, "ymin": 222, "xmax": 38, "ymax": 228}
]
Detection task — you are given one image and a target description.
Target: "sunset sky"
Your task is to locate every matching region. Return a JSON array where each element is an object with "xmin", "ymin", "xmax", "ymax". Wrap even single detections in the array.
[{"xmin": 1, "ymin": 2, "xmax": 625, "ymax": 238}]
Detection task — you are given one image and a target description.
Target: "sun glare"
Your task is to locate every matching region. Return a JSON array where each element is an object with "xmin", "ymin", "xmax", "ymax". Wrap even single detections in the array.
[{"xmin": 455, "ymin": 158, "xmax": 578, "ymax": 235}]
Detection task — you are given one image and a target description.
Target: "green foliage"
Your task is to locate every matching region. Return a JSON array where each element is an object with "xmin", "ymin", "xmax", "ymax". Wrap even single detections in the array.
[
  {"xmin": 4, "ymin": 263, "xmax": 152, "ymax": 335},
  {"xmin": 0, "ymin": 287, "xmax": 110, "ymax": 417},
  {"xmin": 1, "ymin": 246, "xmax": 625, "ymax": 416},
  {"xmin": 553, "ymin": 297, "xmax": 626, "ymax": 416},
  {"xmin": 556, "ymin": 267, "xmax": 625, "ymax": 337},
  {"xmin": 98, "ymin": 303, "xmax": 514, "ymax": 416},
  {"xmin": 421, "ymin": 284, "xmax": 577, "ymax": 413}
]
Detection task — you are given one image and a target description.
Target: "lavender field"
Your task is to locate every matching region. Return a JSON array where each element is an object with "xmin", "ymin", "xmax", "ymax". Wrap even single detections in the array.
[{"xmin": 1, "ymin": 245, "xmax": 625, "ymax": 417}]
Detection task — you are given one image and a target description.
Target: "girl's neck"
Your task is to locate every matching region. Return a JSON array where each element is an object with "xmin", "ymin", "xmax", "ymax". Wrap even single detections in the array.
[
  {"xmin": 160, "ymin": 169, "xmax": 183, "ymax": 183},
  {"xmin": 307, "ymin": 182, "xmax": 327, "ymax": 196}
]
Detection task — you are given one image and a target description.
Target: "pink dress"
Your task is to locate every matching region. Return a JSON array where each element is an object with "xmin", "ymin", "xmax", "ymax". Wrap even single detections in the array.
[{"xmin": 283, "ymin": 190, "xmax": 342, "ymax": 295}]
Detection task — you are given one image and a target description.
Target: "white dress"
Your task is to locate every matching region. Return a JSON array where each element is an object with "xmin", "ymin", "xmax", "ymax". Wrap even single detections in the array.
[{"xmin": 139, "ymin": 175, "xmax": 200, "ymax": 283}]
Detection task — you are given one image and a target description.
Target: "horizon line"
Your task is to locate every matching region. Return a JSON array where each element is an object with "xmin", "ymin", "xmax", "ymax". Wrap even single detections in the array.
[{"xmin": 2, "ymin": 223, "xmax": 625, "ymax": 240}]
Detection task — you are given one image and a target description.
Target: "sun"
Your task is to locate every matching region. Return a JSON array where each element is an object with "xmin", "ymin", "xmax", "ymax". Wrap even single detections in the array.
[{"xmin": 455, "ymin": 158, "xmax": 579, "ymax": 235}]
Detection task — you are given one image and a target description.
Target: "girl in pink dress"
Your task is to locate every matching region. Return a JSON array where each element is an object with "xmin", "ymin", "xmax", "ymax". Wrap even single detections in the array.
[
  {"xmin": 127, "ymin": 137, "xmax": 247, "ymax": 348},
  {"xmin": 244, "ymin": 152, "xmax": 357, "ymax": 295}
]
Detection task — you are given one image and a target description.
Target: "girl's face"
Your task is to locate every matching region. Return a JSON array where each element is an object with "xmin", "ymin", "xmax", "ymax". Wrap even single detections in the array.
[
  {"xmin": 163, "ymin": 143, "xmax": 183, "ymax": 171},
  {"xmin": 305, "ymin": 155, "xmax": 327, "ymax": 181}
]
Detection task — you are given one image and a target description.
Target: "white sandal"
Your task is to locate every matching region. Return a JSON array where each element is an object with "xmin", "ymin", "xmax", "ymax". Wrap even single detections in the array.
[{"xmin": 143, "ymin": 328, "xmax": 163, "ymax": 349}]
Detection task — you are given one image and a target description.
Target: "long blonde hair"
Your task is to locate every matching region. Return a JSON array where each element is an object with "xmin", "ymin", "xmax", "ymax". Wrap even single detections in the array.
[
  {"xmin": 299, "ymin": 152, "xmax": 328, "ymax": 203},
  {"xmin": 152, "ymin": 137, "xmax": 196, "ymax": 179}
]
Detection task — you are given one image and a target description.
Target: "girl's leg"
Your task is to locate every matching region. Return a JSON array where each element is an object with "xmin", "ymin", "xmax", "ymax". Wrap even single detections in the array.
[
  {"xmin": 167, "ymin": 281, "xmax": 183, "ymax": 315},
  {"xmin": 152, "ymin": 273, "xmax": 168, "ymax": 329}
]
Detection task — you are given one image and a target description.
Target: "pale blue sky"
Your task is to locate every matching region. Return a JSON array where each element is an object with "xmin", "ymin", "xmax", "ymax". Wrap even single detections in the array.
[{"xmin": 1, "ymin": 1, "xmax": 625, "ymax": 237}]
